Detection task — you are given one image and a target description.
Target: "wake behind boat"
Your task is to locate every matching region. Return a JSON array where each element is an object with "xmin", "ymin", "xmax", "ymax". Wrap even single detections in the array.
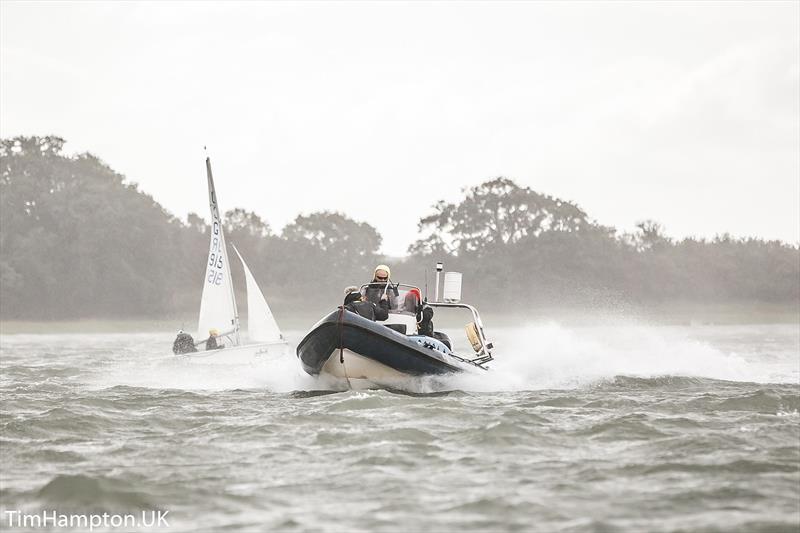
[
  {"xmin": 297, "ymin": 263, "xmax": 494, "ymax": 388},
  {"xmin": 170, "ymin": 157, "xmax": 289, "ymax": 363}
]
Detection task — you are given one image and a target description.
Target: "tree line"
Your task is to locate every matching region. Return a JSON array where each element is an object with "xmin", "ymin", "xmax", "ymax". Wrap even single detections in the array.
[
  {"xmin": 407, "ymin": 178, "xmax": 799, "ymax": 311},
  {"xmin": 1, "ymin": 136, "xmax": 797, "ymax": 320}
]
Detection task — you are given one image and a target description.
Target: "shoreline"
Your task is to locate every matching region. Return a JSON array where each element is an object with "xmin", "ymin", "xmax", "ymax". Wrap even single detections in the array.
[{"xmin": 1, "ymin": 303, "xmax": 797, "ymax": 335}]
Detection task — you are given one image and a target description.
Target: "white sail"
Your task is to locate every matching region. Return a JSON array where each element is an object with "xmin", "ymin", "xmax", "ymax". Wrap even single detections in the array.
[
  {"xmin": 232, "ymin": 245, "xmax": 284, "ymax": 343},
  {"xmin": 197, "ymin": 157, "xmax": 240, "ymax": 345}
]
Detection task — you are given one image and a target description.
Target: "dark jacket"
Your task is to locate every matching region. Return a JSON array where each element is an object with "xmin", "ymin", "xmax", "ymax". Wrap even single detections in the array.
[
  {"xmin": 173, "ymin": 332, "xmax": 198, "ymax": 355},
  {"xmin": 363, "ymin": 282, "xmax": 397, "ymax": 307},
  {"xmin": 205, "ymin": 336, "xmax": 222, "ymax": 351},
  {"xmin": 418, "ymin": 305, "xmax": 435, "ymax": 336},
  {"xmin": 345, "ymin": 299, "xmax": 389, "ymax": 321}
]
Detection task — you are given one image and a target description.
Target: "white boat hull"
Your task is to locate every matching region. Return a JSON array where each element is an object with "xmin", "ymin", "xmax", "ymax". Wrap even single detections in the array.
[
  {"xmin": 320, "ymin": 348, "xmax": 409, "ymax": 387},
  {"xmin": 176, "ymin": 341, "xmax": 290, "ymax": 365},
  {"xmin": 316, "ymin": 348, "xmax": 482, "ymax": 390}
]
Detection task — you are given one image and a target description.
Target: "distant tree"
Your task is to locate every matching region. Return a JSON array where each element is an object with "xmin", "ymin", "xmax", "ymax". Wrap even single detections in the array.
[
  {"xmin": 277, "ymin": 212, "xmax": 382, "ymax": 308},
  {"xmin": 409, "ymin": 177, "xmax": 590, "ymax": 256},
  {"xmin": 282, "ymin": 211, "xmax": 381, "ymax": 259},
  {"xmin": 186, "ymin": 212, "xmax": 207, "ymax": 234},
  {"xmin": 0, "ymin": 135, "xmax": 185, "ymax": 318},
  {"xmin": 224, "ymin": 208, "xmax": 271, "ymax": 238},
  {"xmin": 222, "ymin": 208, "xmax": 272, "ymax": 275},
  {"xmin": 625, "ymin": 220, "xmax": 671, "ymax": 251}
]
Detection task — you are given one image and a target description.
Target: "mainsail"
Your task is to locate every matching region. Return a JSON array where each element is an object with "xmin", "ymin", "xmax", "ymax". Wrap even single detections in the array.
[
  {"xmin": 197, "ymin": 157, "xmax": 240, "ymax": 345},
  {"xmin": 232, "ymin": 245, "xmax": 284, "ymax": 343}
]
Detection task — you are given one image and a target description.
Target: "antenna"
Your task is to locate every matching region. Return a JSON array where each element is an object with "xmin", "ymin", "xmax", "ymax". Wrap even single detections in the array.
[
  {"xmin": 434, "ymin": 261, "xmax": 443, "ymax": 302},
  {"xmin": 424, "ymin": 269, "xmax": 428, "ymax": 302}
]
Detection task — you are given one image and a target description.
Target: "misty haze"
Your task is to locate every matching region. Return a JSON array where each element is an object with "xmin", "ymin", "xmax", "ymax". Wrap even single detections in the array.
[{"xmin": 1, "ymin": 2, "xmax": 798, "ymax": 533}]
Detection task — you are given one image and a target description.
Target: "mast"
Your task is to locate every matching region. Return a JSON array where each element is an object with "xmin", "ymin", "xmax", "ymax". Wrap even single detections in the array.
[{"xmin": 205, "ymin": 157, "xmax": 241, "ymax": 345}]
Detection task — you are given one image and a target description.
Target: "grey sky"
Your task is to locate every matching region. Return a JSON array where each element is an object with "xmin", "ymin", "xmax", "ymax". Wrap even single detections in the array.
[{"xmin": 2, "ymin": 1, "xmax": 798, "ymax": 255}]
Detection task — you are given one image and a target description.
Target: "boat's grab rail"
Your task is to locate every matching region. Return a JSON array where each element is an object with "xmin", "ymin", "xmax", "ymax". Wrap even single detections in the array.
[{"xmin": 427, "ymin": 301, "xmax": 494, "ymax": 368}]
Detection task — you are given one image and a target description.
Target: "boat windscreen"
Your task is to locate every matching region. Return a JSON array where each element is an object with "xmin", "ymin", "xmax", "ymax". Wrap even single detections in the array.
[{"xmin": 362, "ymin": 284, "xmax": 421, "ymax": 316}]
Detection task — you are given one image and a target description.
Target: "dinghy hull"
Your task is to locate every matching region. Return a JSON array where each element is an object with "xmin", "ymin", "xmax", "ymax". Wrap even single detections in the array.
[{"xmin": 178, "ymin": 341, "xmax": 289, "ymax": 365}]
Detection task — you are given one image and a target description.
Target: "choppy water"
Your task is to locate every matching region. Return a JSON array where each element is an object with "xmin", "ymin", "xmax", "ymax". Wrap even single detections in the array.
[{"xmin": 1, "ymin": 323, "xmax": 798, "ymax": 532}]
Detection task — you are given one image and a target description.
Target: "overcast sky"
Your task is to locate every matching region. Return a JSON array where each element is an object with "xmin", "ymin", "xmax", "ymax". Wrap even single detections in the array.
[{"xmin": 2, "ymin": 1, "xmax": 798, "ymax": 255}]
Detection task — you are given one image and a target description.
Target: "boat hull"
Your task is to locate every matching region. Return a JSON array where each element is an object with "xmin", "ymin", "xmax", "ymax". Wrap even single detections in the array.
[
  {"xmin": 297, "ymin": 309, "xmax": 476, "ymax": 385},
  {"xmin": 176, "ymin": 340, "xmax": 289, "ymax": 364}
]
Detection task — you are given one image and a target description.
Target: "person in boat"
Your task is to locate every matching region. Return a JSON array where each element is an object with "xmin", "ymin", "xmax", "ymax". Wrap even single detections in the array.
[
  {"xmin": 364, "ymin": 264, "xmax": 396, "ymax": 306},
  {"xmin": 364, "ymin": 268, "xmax": 437, "ymax": 335},
  {"xmin": 172, "ymin": 330, "xmax": 198, "ymax": 355},
  {"xmin": 372, "ymin": 265, "xmax": 390, "ymax": 283},
  {"xmin": 343, "ymin": 286, "xmax": 389, "ymax": 321},
  {"xmin": 403, "ymin": 287, "xmax": 421, "ymax": 314},
  {"xmin": 205, "ymin": 329, "xmax": 224, "ymax": 350},
  {"xmin": 418, "ymin": 305, "xmax": 435, "ymax": 336},
  {"xmin": 400, "ymin": 286, "xmax": 435, "ymax": 337},
  {"xmin": 408, "ymin": 292, "xmax": 447, "ymax": 346},
  {"xmin": 400, "ymin": 288, "xmax": 428, "ymax": 334}
]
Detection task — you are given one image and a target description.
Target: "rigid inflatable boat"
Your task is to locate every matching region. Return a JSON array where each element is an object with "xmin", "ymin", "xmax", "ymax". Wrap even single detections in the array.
[{"xmin": 297, "ymin": 265, "xmax": 494, "ymax": 388}]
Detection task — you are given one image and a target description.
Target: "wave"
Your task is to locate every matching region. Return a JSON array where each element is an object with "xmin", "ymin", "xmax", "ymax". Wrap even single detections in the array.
[
  {"xmin": 449, "ymin": 322, "xmax": 798, "ymax": 392},
  {"xmin": 69, "ymin": 322, "xmax": 799, "ymax": 393},
  {"xmin": 35, "ymin": 474, "xmax": 158, "ymax": 512}
]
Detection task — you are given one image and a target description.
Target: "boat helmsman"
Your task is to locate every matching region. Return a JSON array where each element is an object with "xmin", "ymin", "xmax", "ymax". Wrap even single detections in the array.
[{"xmin": 205, "ymin": 329, "xmax": 224, "ymax": 350}]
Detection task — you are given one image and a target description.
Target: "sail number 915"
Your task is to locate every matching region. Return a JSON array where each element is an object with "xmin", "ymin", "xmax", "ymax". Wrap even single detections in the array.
[{"xmin": 207, "ymin": 252, "xmax": 224, "ymax": 285}]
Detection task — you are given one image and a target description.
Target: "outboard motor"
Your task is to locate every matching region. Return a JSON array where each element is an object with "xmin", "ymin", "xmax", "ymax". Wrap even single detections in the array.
[{"xmin": 432, "ymin": 331, "xmax": 453, "ymax": 350}]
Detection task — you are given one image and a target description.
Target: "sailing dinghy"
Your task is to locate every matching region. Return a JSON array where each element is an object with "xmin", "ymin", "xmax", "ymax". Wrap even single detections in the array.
[{"xmin": 176, "ymin": 157, "xmax": 289, "ymax": 364}]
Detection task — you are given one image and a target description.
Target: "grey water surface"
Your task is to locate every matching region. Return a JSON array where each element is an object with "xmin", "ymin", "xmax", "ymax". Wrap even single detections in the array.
[{"xmin": 1, "ymin": 324, "xmax": 798, "ymax": 532}]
